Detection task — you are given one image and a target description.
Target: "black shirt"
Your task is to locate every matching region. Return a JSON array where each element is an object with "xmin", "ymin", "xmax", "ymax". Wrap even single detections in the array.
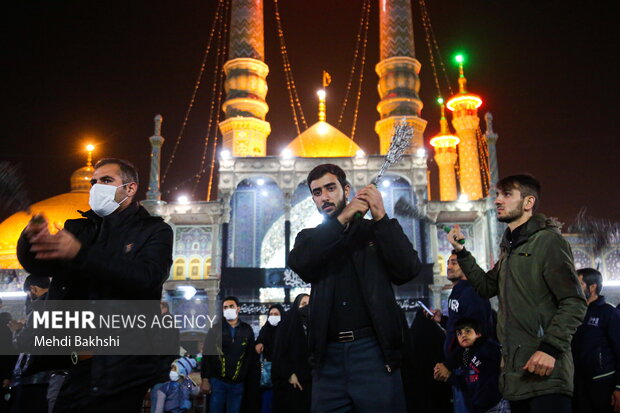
[{"xmin": 327, "ymin": 220, "xmax": 373, "ymax": 336}]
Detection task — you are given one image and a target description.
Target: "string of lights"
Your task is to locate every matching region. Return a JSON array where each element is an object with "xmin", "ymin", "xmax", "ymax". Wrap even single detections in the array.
[
  {"xmin": 273, "ymin": 0, "xmax": 307, "ymax": 134},
  {"xmin": 349, "ymin": 0, "xmax": 370, "ymax": 141},
  {"xmin": 192, "ymin": 0, "xmax": 229, "ymax": 198},
  {"xmin": 476, "ymin": 126, "xmax": 492, "ymax": 197},
  {"xmin": 417, "ymin": 0, "xmax": 453, "ymax": 97},
  {"xmin": 161, "ymin": 0, "xmax": 224, "ymax": 185},
  {"xmin": 336, "ymin": 0, "xmax": 370, "ymax": 130},
  {"xmin": 205, "ymin": 2, "xmax": 231, "ymax": 201}
]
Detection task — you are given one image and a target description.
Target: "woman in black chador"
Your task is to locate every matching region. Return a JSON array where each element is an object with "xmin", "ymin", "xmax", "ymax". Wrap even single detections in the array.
[
  {"xmin": 271, "ymin": 293, "xmax": 311, "ymax": 413},
  {"xmin": 255, "ymin": 304, "xmax": 284, "ymax": 413}
]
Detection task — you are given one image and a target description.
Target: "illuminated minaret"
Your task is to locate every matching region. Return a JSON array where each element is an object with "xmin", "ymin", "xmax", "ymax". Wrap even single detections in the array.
[
  {"xmin": 446, "ymin": 55, "xmax": 483, "ymax": 200},
  {"xmin": 429, "ymin": 99, "xmax": 460, "ymax": 201},
  {"xmin": 375, "ymin": 0, "xmax": 427, "ymax": 154},
  {"xmin": 219, "ymin": 0, "xmax": 270, "ymax": 157},
  {"xmin": 146, "ymin": 114, "xmax": 164, "ymax": 201}
]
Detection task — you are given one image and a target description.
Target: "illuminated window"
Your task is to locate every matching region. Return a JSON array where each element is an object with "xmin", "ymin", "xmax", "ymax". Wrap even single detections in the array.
[
  {"xmin": 189, "ymin": 258, "xmax": 201, "ymax": 280},
  {"xmin": 204, "ymin": 257, "xmax": 212, "ymax": 279},
  {"xmin": 173, "ymin": 258, "xmax": 186, "ymax": 280}
]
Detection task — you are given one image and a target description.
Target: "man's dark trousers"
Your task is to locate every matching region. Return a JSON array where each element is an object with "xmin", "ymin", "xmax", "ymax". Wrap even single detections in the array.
[
  {"xmin": 311, "ymin": 337, "xmax": 406, "ymax": 413},
  {"xmin": 509, "ymin": 394, "xmax": 572, "ymax": 413}
]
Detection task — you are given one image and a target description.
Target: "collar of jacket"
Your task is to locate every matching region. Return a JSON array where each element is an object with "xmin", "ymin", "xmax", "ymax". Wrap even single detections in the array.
[
  {"xmin": 499, "ymin": 213, "xmax": 560, "ymax": 251},
  {"xmin": 590, "ymin": 295, "xmax": 606, "ymax": 307}
]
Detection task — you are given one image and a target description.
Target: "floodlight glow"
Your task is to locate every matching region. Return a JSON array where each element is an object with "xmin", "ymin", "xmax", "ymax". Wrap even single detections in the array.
[
  {"xmin": 281, "ymin": 148, "xmax": 293, "ymax": 159},
  {"xmin": 382, "ymin": 180, "xmax": 391, "ymax": 188},
  {"xmin": 355, "ymin": 149, "xmax": 365, "ymax": 158},
  {"xmin": 257, "ymin": 178, "xmax": 265, "ymax": 186},
  {"xmin": 86, "ymin": 144, "xmax": 95, "ymax": 151},
  {"xmin": 317, "ymin": 89, "xmax": 326, "ymax": 100},
  {"xmin": 458, "ymin": 194, "xmax": 469, "ymax": 203},
  {"xmin": 220, "ymin": 149, "xmax": 231, "ymax": 160},
  {"xmin": 417, "ymin": 148, "xmax": 427, "ymax": 157},
  {"xmin": 177, "ymin": 285, "xmax": 197, "ymax": 300},
  {"xmin": 178, "ymin": 195, "xmax": 189, "ymax": 204}
]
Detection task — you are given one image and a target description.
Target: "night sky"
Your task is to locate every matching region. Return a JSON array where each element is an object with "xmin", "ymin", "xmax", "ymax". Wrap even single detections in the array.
[{"xmin": 3, "ymin": 0, "xmax": 619, "ymax": 225}]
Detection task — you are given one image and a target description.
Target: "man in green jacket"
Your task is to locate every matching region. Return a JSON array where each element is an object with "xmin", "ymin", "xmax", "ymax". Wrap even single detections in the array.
[{"xmin": 447, "ymin": 174, "xmax": 586, "ymax": 413}]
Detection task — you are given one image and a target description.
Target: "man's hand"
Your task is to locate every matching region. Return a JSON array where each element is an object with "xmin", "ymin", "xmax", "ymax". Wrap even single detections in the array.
[
  {"xmin": 200, "ymin": 378, "xmax": 211, "ymax": 394},
  {"xmin": 7, "ymin": 320, "xmax": 24, "ymax": 334},
  {"xmin": 288, "ymin": 373, "xmax": 303, "ymax": 391},
  {"xmin": 23, "ymin": 214, "xmax": 50, "ymax": 241},
  {"xmin": 355, "ymin": 185, "xmax": 386, "ymax": 221},
  {"xmin": 429, "ymin": 309, "xmax": 442, "ymax": 323},
  {"xmin": 611, "ymin": 389, "xmax": 620, "ymax": 412},
  {"xmin": 255, "ymin": 343, "xmax": 264, "ymax": 354},
  {"xmin": 522, "ymin": 351, "xmax": 555, "ymax": 376},
  {"xmin": 446, "ymin": 224, "xmax": 465, "ymax": 252},
  {"xmin": 433, "ymin": 363, "xmax": 451, "ymax": 382},
  {"xmin": 30, "ymin": 229, "xmax": 82, "ymax": 260},
  {"xmin": 337, "ymin": 197, "xmax": 369, "ymax": 226}
]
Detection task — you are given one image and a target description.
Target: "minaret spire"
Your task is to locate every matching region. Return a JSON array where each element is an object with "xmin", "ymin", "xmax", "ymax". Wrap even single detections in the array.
[
  {"xmin": 219, "ymin": 0, "xmax": 271, "ymax": 157},
  {"xmin": 375, "ymin": 0, "xmax": 427, "ymax": 154},
  {"xmin": 146, "ymin": 114, "xmax": 164, "ymax": 201},
  {"xmin": 430, "ymin": 99, "xmax": 460, "ymax": 201},
  {"xmin": 446, "ymin": 54, "xmax": 484, "ymax": 200}
]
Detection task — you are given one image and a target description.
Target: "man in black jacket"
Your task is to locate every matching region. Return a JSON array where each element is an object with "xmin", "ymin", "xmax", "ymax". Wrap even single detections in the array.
[
  {"xmin": 572, "ymin": 268, "xmax": 620, "ymax": 413},
  {"xmin": 200, "ymin": 296, "xmax": 255, "ymax": 413},
  {"xmin": 17, "ymin": 158, "xmax": 173, "ymax": 412},
  {"xmin": 288, "ymin": 164, "xmax": 422, "ymax": 412}
]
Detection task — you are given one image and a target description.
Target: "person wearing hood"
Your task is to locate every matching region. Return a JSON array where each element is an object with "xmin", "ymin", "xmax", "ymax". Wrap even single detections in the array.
[
  {"xmin": 271, "ymin": 294, "xmax": 310, "ymax": 413},
  {"xmin": 16, "ymin": 158, "xmax": 173, "ymax": 411},
  {"xmin": 255, "ymin": 304, "xmax": 284, "ymax": 413},
  {"xmin": 447, "ymin": 174, "xmax": 587, "ymax": 413},
  {"xmin": 153, "ymin": 356, "xmax": 199, "ymax": 413},
  {"xmin": 572, "ymin": 268, "xmax": 620, "ymax": 413}
]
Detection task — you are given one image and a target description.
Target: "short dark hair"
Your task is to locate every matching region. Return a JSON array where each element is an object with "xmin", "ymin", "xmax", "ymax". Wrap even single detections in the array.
[
  {"xmin": 222, "ymin": 296, "xmax": 239, "ymax": 307},
  {"xmin": 496, "ymin": 174, "xmax": 541, "ymax": 211},
  {"xmin": 23, "ymin": 275, "xmax": 50, "ymax": 291},
  {"xmin": 578, "ymin": 267, "xmax": 603, "ymax": 295},
  {"xmin": 455, "ymin": 317, "xmax": 481, "ymax": 334},
  {"xmin": 95, "ymin": 158, "xmax": 139, "ymax": 186},
  {"xmin": 306, "ymin": 164, "xmax": 348, "ymax": 191}
]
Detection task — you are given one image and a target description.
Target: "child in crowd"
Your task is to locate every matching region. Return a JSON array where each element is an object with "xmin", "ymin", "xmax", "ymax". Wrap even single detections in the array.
[
  {"xmin": 434, "ymin": 318, "xmax": 507, "ymax": 413},
  {"xmin": 153, "ymin": 356, "xmax": 200, "ymax": 413}
]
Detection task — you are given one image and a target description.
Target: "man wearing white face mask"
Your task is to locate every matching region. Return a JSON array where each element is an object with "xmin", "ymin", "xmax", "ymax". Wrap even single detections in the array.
[
  {"xmin": 200, "ymin": 296, "xmax": 256, "ymax": 413},
  {"xmin": 17, "ymin": 158, "xmax": 173, "ymax": 412}
]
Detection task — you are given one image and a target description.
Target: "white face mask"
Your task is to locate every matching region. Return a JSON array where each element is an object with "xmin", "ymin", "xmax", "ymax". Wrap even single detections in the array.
[
  {"xmin": 169, "ymin": 370, "xmax": 180, "ymax": 381},
  {"xmin": 223, "ymin": 308, "xmax": 238, "ymax": 321},
  {"xmin": 267, "ymin": 315, "xmax": 281, "ymax": 326},
  {"xmin": 89, "ymin": 183, "xmax": 129, "ymax": 217}
]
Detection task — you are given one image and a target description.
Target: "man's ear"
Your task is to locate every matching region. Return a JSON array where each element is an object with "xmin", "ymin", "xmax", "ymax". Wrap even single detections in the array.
[
  {"xmin": 524, "ymin": 195, "xmax": 536, "ymax": 212},
  {"xmin": 344, "ymin": 184, "xmax": 351, "ymax": 199},
  {"xmin": 126, "ymin": 182, "xmax": 138, "ymax": 197}
]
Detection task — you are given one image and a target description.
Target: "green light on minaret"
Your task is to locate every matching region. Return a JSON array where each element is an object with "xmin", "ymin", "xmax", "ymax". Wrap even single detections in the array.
[
  {"xmin": 437, "ymin": 97, "xmax": 444, "ymax": 105},
  {"xmin": 455, "ymin": 54, "xmax": 464, "ymax": 64}
]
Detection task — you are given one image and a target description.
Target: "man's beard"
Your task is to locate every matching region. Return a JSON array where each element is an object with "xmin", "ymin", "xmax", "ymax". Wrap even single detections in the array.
[
  {"xmin": 321, "ymin": 194, "xmax": 347, "ymax": 218},
  {"xmin": 497, "ymin": 199, "xmax": 525, "ymax": 223}
]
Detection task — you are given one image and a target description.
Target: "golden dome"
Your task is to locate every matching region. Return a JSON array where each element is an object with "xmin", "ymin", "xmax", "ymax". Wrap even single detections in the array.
[
  {"xmin": 71, "ymin": 165, "xmax": 94, "ymax": 192},
  {"xmin": 285, "ymin": 121, "xmax": 362, "ymax": 158},
  {"xmin": 0, "ymin": 166, "xmax": 91, "ymax": 269}
]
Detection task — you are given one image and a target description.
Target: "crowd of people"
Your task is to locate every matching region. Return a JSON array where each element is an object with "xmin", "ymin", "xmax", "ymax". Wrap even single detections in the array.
[{"xmin": 0, "ymin": 157, "xmax": 617, "ymax": 413}]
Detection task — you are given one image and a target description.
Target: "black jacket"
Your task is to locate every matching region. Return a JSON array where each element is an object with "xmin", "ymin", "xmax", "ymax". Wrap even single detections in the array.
[
  {"xmin": 16, "ymin": 203, "xmax": 173, "ymax": 395},
  {"xmin": 444, "ymin": 280, "xmax": 494, "ymax": 367},
  {"xmin": 288, "ymin": 215, "xmax": 422, "ymax": 369},
  {"xmin": 450, "ymin": 337, "xmax": 502, "ymax": 413},
  {"xmin": 572, "ymin": 296, "xmax": 620, "ymax": 386},
  {"xmin": 201, "ymin": 321, "xmax": 255, "ymax": 384}
]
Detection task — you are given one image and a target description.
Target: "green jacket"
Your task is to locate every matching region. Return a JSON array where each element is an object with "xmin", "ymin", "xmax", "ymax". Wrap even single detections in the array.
[{"xmin": 457, "ymin": 214, "xmax": 586, "ymax": 400}]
